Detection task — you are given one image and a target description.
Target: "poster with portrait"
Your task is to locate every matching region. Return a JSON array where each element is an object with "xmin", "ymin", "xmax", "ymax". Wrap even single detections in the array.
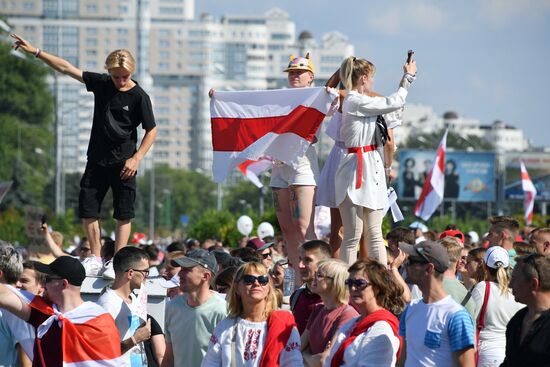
[{"xmin": 398, "ymin": 150, "xmax": 496, "ymax": 202}]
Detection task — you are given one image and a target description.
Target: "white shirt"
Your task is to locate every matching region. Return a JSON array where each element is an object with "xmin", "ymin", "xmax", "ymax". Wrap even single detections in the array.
[
  {"xmin": 324, "ymin": 316, "xmax": 400, "ymax": 367},
  {"xmin": 97, "ymin": 287, "xmax": 147, "ymax": 367},
  {"xmin": 471, "ymin": 281, "xmax": 524, "ymax": 366},
  {"xmin": 201, "ymin": 316, "xmax": 303, "ymax": 367},
  {"xmin": 335, "ymin": 88, "xmax": 408, "ymax": 209}
]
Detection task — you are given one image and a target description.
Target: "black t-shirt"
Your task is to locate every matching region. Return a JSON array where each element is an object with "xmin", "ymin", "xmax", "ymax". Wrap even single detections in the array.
[
  {"xmin": 29, "ymin": 306, "xmax": 62, "ymax": 367},
  {"xmin": 144, "ymin": 314, "xmax": 164, "ymax": 367},
  {"xmin": 83, "ymin": 71, "xmax": 156, "ymax": 166}
]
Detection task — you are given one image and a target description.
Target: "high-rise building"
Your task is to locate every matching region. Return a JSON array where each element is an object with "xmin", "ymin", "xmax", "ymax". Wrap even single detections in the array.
[{"xmin": 3, "ymin": 1, "xmax": 354, "ymax": 176}]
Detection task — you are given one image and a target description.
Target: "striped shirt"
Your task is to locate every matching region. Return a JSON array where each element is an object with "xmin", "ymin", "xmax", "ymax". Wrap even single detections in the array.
[{"xmin": 399, "ymin": 295, "xmax": 475, "ymax": 367}]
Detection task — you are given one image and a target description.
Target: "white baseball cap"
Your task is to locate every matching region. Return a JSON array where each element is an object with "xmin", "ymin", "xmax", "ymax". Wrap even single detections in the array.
[{"xmin": 484, "ymin": 246, "xmax": 509, "ymax": 269}]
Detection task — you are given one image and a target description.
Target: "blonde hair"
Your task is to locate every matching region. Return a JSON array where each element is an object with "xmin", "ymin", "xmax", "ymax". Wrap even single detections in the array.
[
  {"xmin": 339, "ymin": 56, "xmax": 376, "ymax": 90},
  {"xmin": 104, "ymin": 49, "xmax": 136, "ymax": 73},
  {"xmin": 316, "ymin": 259, "xmax": 350, "ymax": 305},
  {"xmin": 227, "ymin": 262, "xmax": 278, "ymax": 318},
  {"xmin": 438, "ymin": 237, "xmax": 463, "ymax": 264}
]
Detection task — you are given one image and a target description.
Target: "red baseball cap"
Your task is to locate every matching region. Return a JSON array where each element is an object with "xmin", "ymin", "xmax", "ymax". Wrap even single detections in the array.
[{"xmin": 439, "ymin": 230, "xmax": 465, "ymax": 244}]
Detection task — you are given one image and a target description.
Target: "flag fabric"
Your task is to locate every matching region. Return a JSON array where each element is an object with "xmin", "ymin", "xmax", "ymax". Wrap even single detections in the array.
[
  {"xmin": 384, "ymin": 188, "xmax": 404, "ymax": 222},
  {"xmin": 238, "ymin": 158, "xmax": 273, "ymax": 188},
  {"xmin": 414, "ymin": 130, "xmax": 448, "ymax": 221},
  {"xmin": 0, "ymin": 180, "xmax": 13, "ymax": 204},
  {"xmin": 210, "ymin": 87, "xmax": 337, "ymax": 182},
  {"xmin": 520, "ymin": 160, "xmax": 537, "ymax": 225},
  {"xmin": 9, "ymin": 286, "xmax": 122, "ymax": 366}
]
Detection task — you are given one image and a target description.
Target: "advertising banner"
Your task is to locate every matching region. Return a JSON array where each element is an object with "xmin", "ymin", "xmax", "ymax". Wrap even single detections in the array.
[
  {"xmin": 504, "ymin": 152, "xmax": 550, "ymax": 200},
  {"xmin": 398, "ymin": 150, "xmax": 496, "ymax": 202}
]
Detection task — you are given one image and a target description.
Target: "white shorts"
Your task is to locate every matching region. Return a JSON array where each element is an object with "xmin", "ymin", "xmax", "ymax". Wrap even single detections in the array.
[
  {"xmin": 316, "ymin": 141, "xmax": 346, "ymax": 207},
  {"xmin": 270, "ymin": 145, "xmax": 319, "ymax": 188}
]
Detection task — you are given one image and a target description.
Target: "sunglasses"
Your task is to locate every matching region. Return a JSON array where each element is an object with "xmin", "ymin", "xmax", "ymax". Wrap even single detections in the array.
[
  {"xmin": 241, "ymin": 274, "xmax": 270, "ymax": 286},
  {"xmin": 45, "ymin": 275, "xmax": 63, "ymax": 283},
  {"xmin": 345, "ymin": 278, "xmax": 370, "ymax": 290},
  {"xmin": 79, "ymin": 247, "xmax": 91, "ymax": 252},
  {"xmin": 261, "ymin": 251, "xmax": 272, "ymax": 259}
]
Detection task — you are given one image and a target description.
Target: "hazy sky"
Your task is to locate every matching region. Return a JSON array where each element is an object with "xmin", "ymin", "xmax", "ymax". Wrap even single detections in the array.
[{"xmin": 196, "ymin": 0, "xmax": 550, "ymax": 147}]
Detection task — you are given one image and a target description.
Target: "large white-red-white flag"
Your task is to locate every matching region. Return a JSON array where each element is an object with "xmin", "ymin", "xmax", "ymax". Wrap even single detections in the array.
[
  {"xmin": 9, "ymin": 286, "xmax": 123, "ymax": 366},
  {"xmin": 520, "ymin": 160, "xmax": 537, "ymax": 225},
  {"xmin": 238, "ymin": 158, "xmax": 273, "ymax": 188},
  {"xmin": 210, "ymin": 87, "xmax": 337, "ymax": 183},
  {"xmin": 414, "ymin": 130, "xmax": 448, "ymax": 221}
]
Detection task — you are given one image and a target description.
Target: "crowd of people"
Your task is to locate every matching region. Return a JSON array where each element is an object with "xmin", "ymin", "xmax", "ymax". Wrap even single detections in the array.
[
  {"xmin": 1, "ymin": 217, "xmax": 550, "ymax": 366},
  {"xmin": 3, "ymin": 33, "xmax": 550, "ymax": 367}
]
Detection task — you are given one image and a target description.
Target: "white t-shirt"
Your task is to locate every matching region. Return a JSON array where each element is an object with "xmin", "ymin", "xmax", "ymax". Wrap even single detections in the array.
[
  {"xmin": 399, "ymin": 295, "xmax": 475, "ymax": 367},
  {"xmin": 201, "ymin": 315, "xmax": 302, "ymax": 367},
  {"xmin": 471, "ymin": 281, "xmax": 525, "ymax": 367},
  {"xmin": 324, "ymin": 316, "xmax": 400, "ymax": 367},
  {"xmin": 97, "ymin": 287, "xmax": 147, "ymax": 367}
]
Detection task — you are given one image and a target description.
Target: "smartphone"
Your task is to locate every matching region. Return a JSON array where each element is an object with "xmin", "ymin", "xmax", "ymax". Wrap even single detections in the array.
[
  {"xmin": 407, "ymin": 50, "xmax": 414, "ymax": 63},
  {"xmin": 41, "ymin": 214, "xmax": 47, "ymax": 225}
]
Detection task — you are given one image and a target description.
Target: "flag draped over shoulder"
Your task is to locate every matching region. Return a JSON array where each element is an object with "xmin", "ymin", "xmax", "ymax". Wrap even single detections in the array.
[
  {"xmin": 414, "ymin": 130, "xmax": 448, "ymax": 221},
  {"xmin": 210, "ymin": 87, "xmax": 337, "ymax": 183},
  {"xmin": 238, "ymin": 158, "xmax": 273, "ymax": 188},
  {"xmin": 520, "ymin": 160, "xmax": 537, "ymax": 225},
  {"xmin": 12, "ymin": 287, "xmax": 123, "ymax": 367}
]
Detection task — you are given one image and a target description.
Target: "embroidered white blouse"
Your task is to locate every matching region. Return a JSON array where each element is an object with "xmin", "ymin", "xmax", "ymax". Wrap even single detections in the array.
[{"xmin": 201, "ymin": 317, "xmax": 303, "ymax": 367}]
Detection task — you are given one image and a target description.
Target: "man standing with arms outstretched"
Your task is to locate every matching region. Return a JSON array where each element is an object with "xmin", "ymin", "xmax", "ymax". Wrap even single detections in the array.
[{"xmin": 11, "ymin": 34, "xmax": 157, "ymax": 273}]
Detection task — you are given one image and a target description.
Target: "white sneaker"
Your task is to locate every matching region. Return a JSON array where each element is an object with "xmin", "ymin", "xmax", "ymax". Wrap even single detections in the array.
[
  {"xmin": 81, "ymin": 256, "xmax": 102, "ymax": 277},
  {"xmin": 101, "ymin": 260, "xmax": 115, "ymax": 280}
]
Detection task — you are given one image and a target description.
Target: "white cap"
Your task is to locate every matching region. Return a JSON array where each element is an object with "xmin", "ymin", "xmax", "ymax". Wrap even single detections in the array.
[
  {"xmin": 409, "ymin": 221, "xmax": 428, "ymax": 232},
  {"xmin": 468, "ymin": 231, "xmax": 479, "ymax": 244},
  {"xmin": 484, "ymin": 246, "xmax": 509, "ymax": 269}
]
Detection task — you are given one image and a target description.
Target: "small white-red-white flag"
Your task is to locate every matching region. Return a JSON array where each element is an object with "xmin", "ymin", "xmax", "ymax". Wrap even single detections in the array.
[
  {"xmin": 414, "ymin": 130, "xmax": 448, "ymax": 221},
  {"xmin": 520, "ymin": 160, "xmax": 537, "ymax": 225},
  {"xmin": 210, "ymin": 87, "xmax": 337, "ymax": 183},
  {"xmin": 238, "ymin": 158, "xmax": 273, "ymax": 188}
]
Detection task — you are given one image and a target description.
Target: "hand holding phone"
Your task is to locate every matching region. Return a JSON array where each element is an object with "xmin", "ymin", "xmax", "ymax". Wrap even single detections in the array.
[{"xmin": 407, "ymin": 50, "xmax": 414, "ymax": 63}]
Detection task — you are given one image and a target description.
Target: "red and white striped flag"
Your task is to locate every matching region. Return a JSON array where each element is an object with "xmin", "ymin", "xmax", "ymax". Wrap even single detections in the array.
[
  {"xmin": 414, "ymin": 130, "xmax": 448, "ymax": 221},
  {"xmin": 238, "ymin": 158, "xmax": 273, "ymax": 188},
  {"xmin": 210, "ymin": 87, "xmax": 337, "ymax": 183},
  {"xmin": 520, "ymin": 160, "xmax": 537, "ymax": 225},
  {"xmin": 11, "ymin": 287, "xmax": 123, "ymax": 366}
]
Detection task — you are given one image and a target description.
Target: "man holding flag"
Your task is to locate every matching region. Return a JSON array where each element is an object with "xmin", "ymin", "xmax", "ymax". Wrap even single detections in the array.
[{"xmin": 0, "ymin": 256, "xmax": 122, "ymax": 366}]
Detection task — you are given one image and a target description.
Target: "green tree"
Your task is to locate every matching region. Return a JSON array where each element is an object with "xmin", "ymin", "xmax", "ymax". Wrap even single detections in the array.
[
  {"xmin": 135, "ymin": 166, "xmax": 217, "ymax": 233},
  {"xmin": 0, "ymin": 40, "xmax": 54, "ymax": 208},
  {"xmin": 402, "ymin": 129, "xmax": 493, "ymax": 151}
]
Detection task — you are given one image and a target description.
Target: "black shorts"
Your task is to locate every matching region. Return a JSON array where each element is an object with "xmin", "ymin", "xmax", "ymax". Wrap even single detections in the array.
[{"xmin": 78, "ymin": 162, "xmax": 136, "ymax": 220}]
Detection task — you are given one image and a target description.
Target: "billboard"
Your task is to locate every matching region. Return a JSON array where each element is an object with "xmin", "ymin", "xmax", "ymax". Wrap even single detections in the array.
[
  {"xmin": 397, "ymin": 150, "xmax": 496, "ymax": 202},
  {"xmin": 504, "ymin": 152, "xmax": 550, "ymax": 200}
]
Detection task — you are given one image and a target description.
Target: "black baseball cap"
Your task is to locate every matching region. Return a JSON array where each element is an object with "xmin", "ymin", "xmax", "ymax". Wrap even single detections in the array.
[
  {"xmin": 172, "ymin": 249, "xmax": 218, "ymax": 275},
  {"xmin": 33, "ymin": 256, "xmax": 87, "ymax": 286},
  {"xmin": 399, "ymin": 240, "xmax": 450, "ymax": 273}
]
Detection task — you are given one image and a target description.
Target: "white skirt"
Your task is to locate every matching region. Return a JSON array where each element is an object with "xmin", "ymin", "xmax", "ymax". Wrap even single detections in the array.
[{"xmin": 316, "ymin": 141, "xmax": 346, "ymax": 208}]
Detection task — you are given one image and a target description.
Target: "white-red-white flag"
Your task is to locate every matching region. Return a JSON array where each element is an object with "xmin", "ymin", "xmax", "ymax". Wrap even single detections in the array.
[
  {"xmin": 238, "ymin": 158, "xmax": 273, "ymax": 188},
  {"xmin": 520, "ymin": 160, "xmax": 537, "ymax": 225},
  {"xmin": 414, "ymin": 130, "xmax": 448, "ymax": 221},
  {"xmin": 210, "ymin": 87, "xmax": 337, "ymax": 183},
  {"xmin": 8, "ymin": 286, "xmax": 123, "ymax": 366}
]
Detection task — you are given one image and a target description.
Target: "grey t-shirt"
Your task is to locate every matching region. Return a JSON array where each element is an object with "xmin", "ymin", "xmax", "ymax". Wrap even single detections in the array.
[
  {"xmin": 165, "ymin": 292, "xmax": 227, "ymax": 367},
  {"xmin": 443, "ymin": 277, "xmax": 477, "ymax": 319}
]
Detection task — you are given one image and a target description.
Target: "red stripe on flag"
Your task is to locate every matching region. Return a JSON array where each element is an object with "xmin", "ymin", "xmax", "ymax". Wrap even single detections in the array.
[
  {"xmin": 62, "ymin": 313, "xmax": 121, "ymax": 363},
  {"xmin": 238, "ymin": 160, "xmax": 254, "ymax": 175},
  {"xmin": 414, "ymin": 170, "xmax": 434, "ymax": 215},
  {"xmin": 211, "ymin": 105, "xmax": 325, "ymax": 151}
]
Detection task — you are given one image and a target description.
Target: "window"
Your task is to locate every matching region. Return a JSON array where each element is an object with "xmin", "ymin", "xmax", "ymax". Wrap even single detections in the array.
[
  {"xmin": 85, "ymin": 4, "xmax": 97, "ymax": 13},
  {"xmin": 271, "ymin": 33, "xmax": 291, "ymax": 40}
]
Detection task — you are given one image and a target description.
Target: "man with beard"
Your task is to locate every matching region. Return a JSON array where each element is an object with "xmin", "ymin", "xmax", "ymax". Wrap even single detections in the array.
[
  {"xmin": 98, "ymin": 247, "xmax": 152, "ymax": 366},
  {"xmin": 290, "ymin": 240, "xmax": 332, "ymax": 334}
]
